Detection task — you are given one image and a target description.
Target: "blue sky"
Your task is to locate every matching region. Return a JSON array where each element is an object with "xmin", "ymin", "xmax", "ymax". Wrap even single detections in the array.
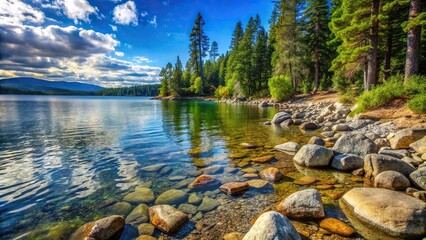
[{"xmin": 0, "ymin": 0, "xmax": 273, "ymax": 87}]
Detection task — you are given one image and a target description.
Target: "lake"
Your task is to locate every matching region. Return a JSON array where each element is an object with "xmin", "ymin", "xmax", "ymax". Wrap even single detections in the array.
[{"xmin": 0, "ymin": 95, "xmax": 363, "ymax": 239}]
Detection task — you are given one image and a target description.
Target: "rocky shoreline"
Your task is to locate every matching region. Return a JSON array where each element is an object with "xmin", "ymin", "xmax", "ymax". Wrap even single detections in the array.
[{"xmin": 67, "ymin": 100, "xmax": 426, "ymax": 240}]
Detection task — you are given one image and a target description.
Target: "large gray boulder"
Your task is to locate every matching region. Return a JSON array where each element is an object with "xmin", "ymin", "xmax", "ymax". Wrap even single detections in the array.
[
  {"xmin": 374, "ymin": 171, "xmax": 411, "ymax": 191},
  {"xmin": 364, "ymin": 154, "xmax": 416, "ymax": 179},
  {"xmin": 271, "ymin": 112, "xmax": 291, "ymax": 124},
  {"xmin": 333, "ymin": 132, "xmax": 377, "ymax": 157},
  {"xmin": 331, "ymin": 154, "xmax": 363, "ymax": 172},
  {"xmin": 276, "ymin": 189, "xmax": 325, "ymax": 219},
  {"xmin": 341, "ymin": 188, "xmax": 426, "ymax": 238},
  {"xmin": 390, "ymin": 128, "xmax": 426, "ymax": 149},
  {"xmin": 243, "ymin": 211, "xmax": 301, "ymax": 240},
  {"xmin": 293, "ymin": 144, "xmax": 334, "ymax": 167},
  {"xmin": 409, "ymin": 167, "xmax": 426, "ymax": 190}
]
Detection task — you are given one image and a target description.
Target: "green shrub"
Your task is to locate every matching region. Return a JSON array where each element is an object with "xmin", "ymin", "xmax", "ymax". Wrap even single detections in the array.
[
  {"xmin": 353, "ymin": 77, "xmax": 405, "ymax": 114},
  {"xmin": 214, "ymin": 85, "xmax": 229, "ymax": 99},
  {"xmin": 339, "ymin": 91, "xmax": 356, "ymax": 104},
  {"xmin": 405, "ymin": 75, "xmax": 426, "ymax": 97},
  {"xmin": 268, "ymin": 75, "xmax": 295, "ymax": 102},
  {"xmin": 408, "ymin": 94, "xmax": 426, "ymax": 114}
]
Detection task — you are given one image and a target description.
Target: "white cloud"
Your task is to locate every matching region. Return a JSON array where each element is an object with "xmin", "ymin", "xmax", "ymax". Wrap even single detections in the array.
[
  {"xmin": 134, "ymin": 56, "xmax": 153, "ymax": 63},
  {"xmin": 141, "ymin": 11, "xmax": 148, "ymax": 17},
  {"xmin": 113, "ymin": 1, "xmax": 138, "ymax": 26},
  {"xmin": 0, "ymin": 0, "xmax": 45, "ymax": 25},
  {"xmin": 55, "ymin": 0, "xmax": 98, "ymax": 24},
  {"xmin": 149, "ymin": 15, "xmax": 157, "ymax": 28},
  {"xmin": 110, "ymin": 24, "xmax": 117, "ymax": 31},
  {"xmin": 115, "ymin": 51, "xmax": 124, "ymax": 57}
]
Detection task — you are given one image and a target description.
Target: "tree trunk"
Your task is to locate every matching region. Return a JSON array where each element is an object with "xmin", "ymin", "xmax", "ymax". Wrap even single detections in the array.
[
  {"xmin": 383, "ymin": 29, "xmax": 392, "ymax": 80},
  {"xmin": 366, "ymin": 0, "xmax": 379, "ymax": 91},
  {"xmin": 404, "ymin": 0, "xmax": 422, "ymax": 83},
  {"xmin": 364, "ymin": 58, "xmax": 369, "ymax": 92},
  {"xmin": 313, "ymin": 19, "xmax": 320, "ymax": 93}
]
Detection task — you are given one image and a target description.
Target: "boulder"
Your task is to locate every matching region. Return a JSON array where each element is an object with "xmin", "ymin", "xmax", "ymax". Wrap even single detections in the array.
[
  {"xmin": 319, "ymin": 218, "xmax": 356, "ymax": 237},
  {"xmin": 374, "ymin": 171, "xmax": 411, "ymax": 191},
  {"xmin": 219, "ymin": 182, "xmax": 249, "ymax": 195},
  {"xmin": 331, "ymin": 154, "xmax": 363, "ymax": 172},
  {"xmin": 125, "ymin": 204, "xmax": 150, "ymax": 226},
  {"xmin": 409, "ymin": 167, "xmax": 426, "ymax": 190},
  {"xmin": 188, "ymin": 174, "xmax": 220, "ymax": 189},
  {"xmin": 258, "ymin": 101, "xmax": 269, "ymax": 107},
  {"xmin": 332, "ymin": 124, "xmax": 351, "ymax": 132},
  {"xmin": 155, "ymin": 189, "xmax": 187, "ymax": 205},
  {"xmin": 70, "ymin": 215, "xmax": 125, "ymax": 240},
  {"xmin": 243, "ymin": 211, "xmax": 301, "ymax": 240},
  {"xmin": 274, "ymin": 142, "xmax": 300, "ymax": 153},
  {"xmin": 299, "ymin": 122, "xmax": 319, "ymax": 131},
  {"xmin": 341, "ymin": 188, "xmax": 426, "ymax": 238},
  {"xmin": 123, "ymin": 188, "xmax": 155, "ymax": 204},
  {"xmin": 410, "ymin": 136, "xmax": 426, "ymax": 154},
  {"xmin": 321, "ymin": 131, "xmax": 335, "ymax": 138},
  {"xmin": 364, "ymin": 154, "xmax": 416, "ymax": 179},
  {"xmin": 332, "ymin": 132, "xmax": 377, "ymax": 157},
  {"xmin": 149, "ymin": 205, "xmax": 189, "ymax": 234},
  {"xmin": 308, "ymin": 136, "xmax": 325, "ymax": 146},
  {"xmin": 276, "ymin": 189, "xmax": 325, "ymax": 219},
  {"xmin": 250, "ymin": 155, "xmax": 275, "ymax": 163},
  {"xmin": 293, "ymin": 144, "xmax": 334, "ymax": 167},
  {"xmin": 390, "ymin": 128, "xmax": 426, "ymax": 149},
  {"xmin": 271, "ymin": 112, "xmax": 291, "ymax": 124},
  {"xmin": 280, "ymin": 119, "xmax": 294, "ymax": 127},
  {"xmin": 108, "ymin": 202, "xmax": 132, "ymax": 216},
  {"xmin": 378, "ymin": 149, "xmax": 410, "ymax": 159},
  {"xmin": 259, "ymin": 167, "xmax": 283, "ymax": 182}
]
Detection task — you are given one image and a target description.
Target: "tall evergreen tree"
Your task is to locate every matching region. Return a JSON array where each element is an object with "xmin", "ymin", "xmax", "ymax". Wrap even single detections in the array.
[
  {"xmin": 189, "ymin": 12, "xmax": 210, "ymax": 94},
  {"xmin": 209, "ymin": 41, "xmax": 219, "ymax": 61},
  {"xmin": 404, "ymin": 0, "xmax": 424, "ymax": 82},
  {"xmin": 303, "ymin": 0, "xmax": 333, "ymax": 92},
  {"xmin": 230, "ymin": 21, "xmax": 244, "ymax": 50}
]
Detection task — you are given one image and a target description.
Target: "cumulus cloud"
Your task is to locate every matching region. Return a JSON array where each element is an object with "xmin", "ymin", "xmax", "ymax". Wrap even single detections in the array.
[
  {"xmin": 140, "ymin": 11, "xmax": 148, "ymax": 17},
  {"xmin": 113, "ymin": 1, "xmax": 138, "ymax": 26},
  {"xmin": 0, "ymin": 0, "xmax": 45, "ymax": 25},
  {"xmin": 134, "ymin": 56, "xmax": 153, "ymax": 63},
  {"xmin": 55, "ymin": 0, "xmax": 98, "ymax": 24},
  {"xmin": 0, "ymin": 0, "xmax": 160, "ymax": 87}
]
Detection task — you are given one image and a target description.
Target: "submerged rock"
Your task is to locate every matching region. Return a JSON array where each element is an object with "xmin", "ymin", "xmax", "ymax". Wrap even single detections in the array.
[
  {"xmin": 125, "ymin": 204, "xmax": 149, "ymax": 226},
  {"xmin": 243, "ymin": 211, "xmax": 301, "ymax": 240},
  {"xmin": 137, "ymin": 223, "xmax": 155, "ymax": 236},
  {"xmin": 319, "ymin": 218, "xmax": 356, "ymax": 237},
  {"xmin": 223, "ymin": 232, "xmax": 244, "ymax": 240},
  {"xmin": 149, "ymin": 205, "xmax": 189, "ymax": 234},
  {"xmin": 293, "ymin": 176, "xmax": 317, "ymax": 185},
  {"xmin": 293, "ymin": 144, "xmax": 334, "ymax": 167},
  {"xmin": 341, "ymin": 188, "xmax": 426, "ymax": 238},
  {"xmin": 259, "ymin": 167, "xmax": 283, "ymax": 182},
  {"xmin": 250, "ymin": 155, "xmax": 275, "ymax": 163},
  {"xmin": 219, "ymin": 182, "xmax": 249, "ymax": 195},
  {"xmin": 276, "ymin": 189, "xmax": 325, "ymax": 219},
  {"xmin": 274, "ymin": 142, "xmax": 300, "ymax": 153},
  {"xmin": 108, "ymin": 201, "xmax": 132, "ymax": 216},
  {"xmin": 178, "ymin": 203, "xmax": 198, "ymax": 215},
  {"xmin": 188, "ymin": 174, "xmax": 220, "ymax": 189},
  {"xmin": 141, "ymin": 164, "xmax": 166, "ymax": 172},
  {"xmin": 390, "ymin": 128, "xmax": 426, "ymax": 149},
  {"xmin": 202, "ymin": 165, "xmax": 224, "ymax": 175},
  {"xmin": 374, "ymin": 170, "xmax": 411, "ymax": 191},
  {"xmin": 70, "ymin": 215, "xmax": 125, "ymax": 240},
  {"xmin": 364, "ymin": 154, "xmax": 416, "ymax": 179},
  {"xmin": 123, "ymin": 188, "xmax": 155, "ymax": 204},
  {"xmin": 198, "ymin": 197, "xmax": 221, "ymax": 212},
  {"xmin": 246, "ymin": 179, "xmax": 269, "ymax": 189},
  {"xmin": 155, "ymin": 189, "xmax": 187, "ymax": 205}
]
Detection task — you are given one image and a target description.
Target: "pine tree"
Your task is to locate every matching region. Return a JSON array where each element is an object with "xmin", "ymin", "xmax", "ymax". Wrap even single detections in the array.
[
  {"xmin": 189, "ymin": 12, "xmax": 210, "ymax": 94},
  {"xmin": 230, "ymin": 21, "xmax": 244, "ymax": 50},
  {"xmin": 303, "ymin": 0, "xmax": 333, "ymax": 92},
  {"xmin": 209, "ymin": 41, "xmax": 219, "ymax": 61},
  {"xmin": 404, "ymin": 0, "xmax": 424, "ymax": 82},
  {"xmin": 169, "ymin": 56, "xmax": 183, "ymax": 96},
  {"xmin": 273, "ymin": 0, "xmax": 306, "ymax": 90}
]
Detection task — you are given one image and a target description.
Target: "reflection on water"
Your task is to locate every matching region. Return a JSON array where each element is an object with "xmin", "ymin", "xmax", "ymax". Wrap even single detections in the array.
[{"xmin": 0, "ymin": 95, "xmax": 357, "ymax": 239}]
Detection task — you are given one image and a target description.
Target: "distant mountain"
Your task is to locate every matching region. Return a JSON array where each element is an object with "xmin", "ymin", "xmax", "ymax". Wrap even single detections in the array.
[{"xmin": 0, "ymin": 77, "xmax": 104, "ymax": 93}]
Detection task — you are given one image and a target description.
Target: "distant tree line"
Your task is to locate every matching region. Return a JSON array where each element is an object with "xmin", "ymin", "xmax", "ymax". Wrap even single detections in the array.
[
  {"xmin": 159, "ymin": 0, "xmax": 425, "ymax": 104},
  {"xmin": 0, "ymin": 84, "xmax": 160, "ymax": 96}
]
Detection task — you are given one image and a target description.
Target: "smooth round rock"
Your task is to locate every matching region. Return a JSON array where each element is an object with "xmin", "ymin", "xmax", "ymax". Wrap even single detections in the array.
[
  {"xmin": 374, "ymin": 170, "xmax": 411, "ymax": 191},
  {"xmin": 155, "ymin": 189, "xmax": 187, "ymax": 205},
  {"xmin": 277, "ymin": 189, "xmax": 325, "ymax": 219}
]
